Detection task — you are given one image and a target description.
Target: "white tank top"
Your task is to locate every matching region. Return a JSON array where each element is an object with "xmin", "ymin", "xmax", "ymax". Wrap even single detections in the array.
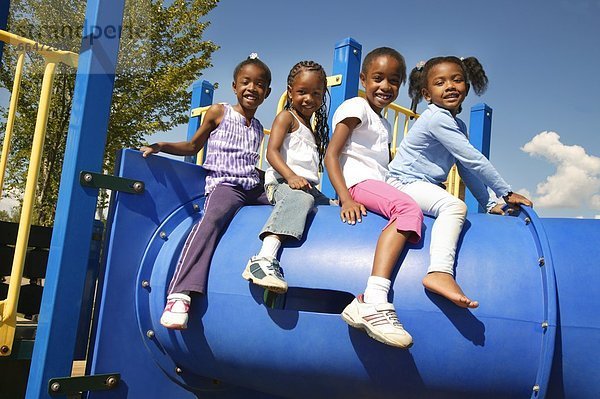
[{"xmin": 265, "ymin": 111, "xmax": 320, "ymax": 186}]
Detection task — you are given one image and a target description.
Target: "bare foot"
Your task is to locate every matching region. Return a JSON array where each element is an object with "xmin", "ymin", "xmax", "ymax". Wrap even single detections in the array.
[{"xmin": 422, "ymin": 272, "xmax": 479, "ymax": 308}]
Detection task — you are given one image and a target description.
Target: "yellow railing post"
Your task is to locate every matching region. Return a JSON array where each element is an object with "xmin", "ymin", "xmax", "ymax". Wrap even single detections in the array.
[
  {"xmin": 0, "ymin": 52, "xmax": 25, "ymax": 198},
  {"xmin": 0, "ymin": 30, "xmax": 78, "ymax": 355},
  {"xmin": 189, "ymin": 105, "xmax": 210, "ymax": 166},
  {"xmin": 0, "ymin": 60, "xmax": 58, "ymax": 356}
]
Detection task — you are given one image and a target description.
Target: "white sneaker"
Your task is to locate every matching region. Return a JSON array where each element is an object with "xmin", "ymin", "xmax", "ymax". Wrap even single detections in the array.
[
  {"xmin": 242, "ymin": 255, "xmax": 288, "ymax": 294},
  {"xmin": 160, "ymin": 293, "xmax": 191, "ymax": 330},
  {"xmin": 341, "ymin": 295, "xmax": 413, "ymax": 348}
]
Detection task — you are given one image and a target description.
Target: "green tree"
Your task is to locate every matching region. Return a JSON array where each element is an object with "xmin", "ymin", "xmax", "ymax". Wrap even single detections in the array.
[{"xmin": 0, "ymin": 0, "xmax": 219, "ymax": 225}]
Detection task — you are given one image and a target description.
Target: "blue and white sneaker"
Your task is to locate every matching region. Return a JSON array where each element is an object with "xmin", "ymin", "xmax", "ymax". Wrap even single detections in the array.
[{"xmin": 242, "ymin": 255, "xmax": 288, "ymax": 294}]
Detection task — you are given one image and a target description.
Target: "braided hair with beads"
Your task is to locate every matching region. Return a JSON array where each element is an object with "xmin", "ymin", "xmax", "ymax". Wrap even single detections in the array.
[{"xmin": 285, "ymin": 60, "xmax": 330, "ymax": 172}]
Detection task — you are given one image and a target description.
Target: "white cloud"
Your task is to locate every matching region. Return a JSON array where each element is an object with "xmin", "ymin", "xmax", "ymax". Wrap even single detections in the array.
[{"xmin": 521, "ymin": 131, "xmax": 600, "ymax": 209}]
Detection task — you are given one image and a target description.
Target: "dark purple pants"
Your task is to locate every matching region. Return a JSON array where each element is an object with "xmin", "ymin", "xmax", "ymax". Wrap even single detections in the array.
[{"xmin": 167, "ymin": 184, "xmax": 269, "ymax": 295}]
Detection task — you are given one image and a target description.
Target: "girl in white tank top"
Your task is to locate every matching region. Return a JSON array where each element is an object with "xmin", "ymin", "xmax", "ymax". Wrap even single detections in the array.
[
  {"xmin": 243, "ymin": 61, "xmax": 332, "ymax": 295},
  {"xmin": 265, "ymin": 110, "xmax": 320, "ymax": 186}
]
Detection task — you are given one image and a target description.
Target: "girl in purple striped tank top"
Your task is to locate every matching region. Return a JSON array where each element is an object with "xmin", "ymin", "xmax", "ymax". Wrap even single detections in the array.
[{"xmin": 140, "ymin": 56, "xmax": 272, "ymax": 330}]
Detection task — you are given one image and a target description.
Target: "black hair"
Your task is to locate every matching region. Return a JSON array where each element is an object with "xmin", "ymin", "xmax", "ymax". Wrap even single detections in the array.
[
  {"xmin": 408, "ymin": 56, "xmax": 488, "ymax": 113},
  {"xmin": 233, "ymin": 56, "xmax": 272, "ymax": 86},
  {"xmin": 361, "ymin": 47, "xmax": 407, "ymax": 85},
  {"xmin": 285, "ymin": 60, "xmax": 330, "ymax": 172}
]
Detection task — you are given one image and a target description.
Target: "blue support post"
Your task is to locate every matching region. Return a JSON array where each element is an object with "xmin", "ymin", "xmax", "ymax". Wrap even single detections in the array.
[
  {"xmin": 465, "ymin": 103, "xmax": 493, "ymax": 213},
  {"xmin": 321, "ymin": 37, "xmax": 361, "ymax": 198},
  {"xmin": 25, "ymin": 1, "xmax": 125, "ymax": 398},
  {"xmin": 184, "ymin": 80, "xmax": 214, "ymax": 164},
  {"xmin": 0, "ymin": 0, "xmax": 10, "ymax": 63}
]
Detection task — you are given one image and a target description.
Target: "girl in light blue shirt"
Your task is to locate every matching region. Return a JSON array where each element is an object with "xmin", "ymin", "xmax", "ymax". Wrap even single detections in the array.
[{"xmin": 387, "ymin": 56, "xmax": 532, "ymax": 309}]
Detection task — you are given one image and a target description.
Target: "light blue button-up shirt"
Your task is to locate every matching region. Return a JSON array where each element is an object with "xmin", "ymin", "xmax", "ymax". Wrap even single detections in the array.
[{"xmin": 387, "ymin": 103, "xmax": 511, "ymax": 210}]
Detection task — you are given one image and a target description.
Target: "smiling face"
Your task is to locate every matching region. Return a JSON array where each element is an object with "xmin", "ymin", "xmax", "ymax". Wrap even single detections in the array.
[
  {"xmin": 360, "ymin": 55, "xmax": 402, "ymax": 115},
  {"xmin": 422, "ymin": 61, "xmax": 469, "ymax": 116},
  {"xmin": 232, "ymin": 63, "xmax": 271, "ymax": 112},
  {"xmin": 287, "ymin": 69, "xmax": 326, "ymax": 122}
]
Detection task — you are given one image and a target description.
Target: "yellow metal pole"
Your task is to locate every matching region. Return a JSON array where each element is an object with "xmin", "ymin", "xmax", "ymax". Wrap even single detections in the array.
[
  {"xmin": 0, "ymin": 52, "xmax": 25, "ymax": 198},
  {"xmin": 0, "ymin": 61, "xmax": 57, "ymax": 356},
  {"xmin": 390, "ymin": 111, "xmax": 399, "ymax": 158},
  {"xmin": 277, "ymin": 92, "xmax": 286, "ymax": 114},
  {"xmin": 195, "ymin": 111, "xmax": 206, "ymax": 166}
]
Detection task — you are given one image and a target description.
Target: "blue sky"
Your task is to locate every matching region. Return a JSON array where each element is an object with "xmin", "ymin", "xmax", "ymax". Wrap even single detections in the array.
[
  {"xmin": 159, "ymin": 0, "xmax": 598, "ymax": 219},
  {"xmin": 3, "ymin": 0, "xmax": 600, "ymax": 218}
]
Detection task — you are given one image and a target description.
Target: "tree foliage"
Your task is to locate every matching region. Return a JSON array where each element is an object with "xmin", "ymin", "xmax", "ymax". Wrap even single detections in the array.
[{"xmin": 0, "ymin": 0, "xmax": 219, "ymax": 225}]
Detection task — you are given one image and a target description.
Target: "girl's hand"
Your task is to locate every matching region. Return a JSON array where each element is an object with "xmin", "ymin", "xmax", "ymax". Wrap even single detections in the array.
[
  {"xmin": 287, "ymin": 175, "xmax": 311, "ymax": 190},
  {"xmin": 140, "ymin": 144, "xmax": 161, "ymax": 157},
  {"xmin": 489, "ymin": 203, "xmax": 508, "ymax": 215},
  {"xmin": 340, "ymin": 199, "xmax": 367, "ymax": 225},
  {"xmin": 504, "ymin": 192, "xmax": 533, "ymax": 208}
]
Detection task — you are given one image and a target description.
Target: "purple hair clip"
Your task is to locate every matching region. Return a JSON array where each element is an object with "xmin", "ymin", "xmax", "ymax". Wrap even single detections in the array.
[{"xmin": 416, "ymin": 60, "xmax": 426, "ymax": 71}]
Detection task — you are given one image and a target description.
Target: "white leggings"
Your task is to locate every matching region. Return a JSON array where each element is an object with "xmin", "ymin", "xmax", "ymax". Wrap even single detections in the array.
[{"xmin": 387, "ymin": 178, "xmax": 467, "ymax": 275}]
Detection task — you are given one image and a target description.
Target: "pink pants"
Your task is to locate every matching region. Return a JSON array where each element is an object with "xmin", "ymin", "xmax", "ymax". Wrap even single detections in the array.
[{"xmin": 349, "ymin": 179, "xmax": 423, "ymax": 243}]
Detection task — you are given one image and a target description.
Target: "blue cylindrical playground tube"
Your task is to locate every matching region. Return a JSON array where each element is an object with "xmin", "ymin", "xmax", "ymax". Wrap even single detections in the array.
[{"xmin": 134, "ymin": 202, "xmax": 600, "ymax": 399}]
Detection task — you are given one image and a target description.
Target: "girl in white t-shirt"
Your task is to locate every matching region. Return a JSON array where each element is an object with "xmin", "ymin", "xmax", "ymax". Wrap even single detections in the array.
[
  {"xmin": 325, "ymin": 48, "xmax": 423, "ymax": 349},
  {"xmin": 243, "ymin": 61, "xmax": 332, "ymax": 294}
]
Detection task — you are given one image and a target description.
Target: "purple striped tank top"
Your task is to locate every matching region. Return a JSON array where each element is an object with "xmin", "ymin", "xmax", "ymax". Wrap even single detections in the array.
[{"xmin": 202, "ymin": 103, "xmax": 264, "ymax": 194}]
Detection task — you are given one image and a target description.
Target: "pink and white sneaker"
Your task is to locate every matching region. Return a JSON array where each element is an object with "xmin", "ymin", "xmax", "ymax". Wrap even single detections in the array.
[
  {"xmin": 341, "ymin": 294, "xmax": 413, "ymax": 349},
  {"xmin": 160, "ymin": 293, "xmax": 191, "ymax": 330}
]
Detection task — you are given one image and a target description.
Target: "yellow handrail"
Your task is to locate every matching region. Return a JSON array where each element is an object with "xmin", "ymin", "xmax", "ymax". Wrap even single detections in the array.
[
  {"xmin": 0, "ymin": 29, "xmax": 79, "ymax": 356},
  {"xmin": 0, "ymin": 29, "xmax": 78, "ymax": 68},
  {"xmin": 0, "ymin": 52, "xmax": 25, "ymax": 198}
]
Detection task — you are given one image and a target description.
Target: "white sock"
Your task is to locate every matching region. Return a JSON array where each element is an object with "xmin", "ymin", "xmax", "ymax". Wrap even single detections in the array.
[
  {"xmin": 363, "ymin": 276, "xmax": 391, "ymax": 304},
  {"xmin": 258, "ymin": 235, "xmax": 282, "ymax": 259}
]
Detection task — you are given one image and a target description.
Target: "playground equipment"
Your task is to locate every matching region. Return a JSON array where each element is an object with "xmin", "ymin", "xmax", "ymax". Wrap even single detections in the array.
[{"xmin": 0, "ymin": 0, "xmax": 598, "ymax": 398}]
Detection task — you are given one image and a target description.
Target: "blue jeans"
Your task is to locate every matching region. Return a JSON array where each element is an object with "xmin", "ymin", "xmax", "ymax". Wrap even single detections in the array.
[{"xmin": 259, "ymin": 180, "xmax": 330, "ymax": 241}]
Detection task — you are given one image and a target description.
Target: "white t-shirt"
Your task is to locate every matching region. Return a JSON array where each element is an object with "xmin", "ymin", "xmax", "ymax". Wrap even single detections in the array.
[
  {"xmin": 265, "ymin": 111, "xmax": 320, "ymax": 186},
  {"xmin": 332, "ymin": 97, "xmax": 391, "ymax": 188}
]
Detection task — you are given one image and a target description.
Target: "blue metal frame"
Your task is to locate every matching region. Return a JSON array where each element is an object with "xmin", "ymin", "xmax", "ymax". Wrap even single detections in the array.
[
  {"xmin": 25, "ymin": 1, "xmax": 125, "ymax": 398},
  {"xmin": 0, "ymin": 0, "xmax": 10, "ymax": 63},
  {"xmin": 520, "ymin": 206, "xmax": 558, "ymax": 399},
  {"xmin": 184, "ymin": 80, "xmax": 214, "ymax": 164},
  {"xmin": 465, "ymin": 103, "xmax": 493, "ymax": 213},
  {"xmin": 321, "ymin": 37, "xmax": 361, "ymax": 198}
]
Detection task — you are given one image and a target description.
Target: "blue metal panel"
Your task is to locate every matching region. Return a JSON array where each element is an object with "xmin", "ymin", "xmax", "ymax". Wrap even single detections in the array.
[
  {"xmin": 321, "ymin": 37, "xmax": 362, "ymax": 198},
  {"xmin": 25, "ymin": 1, "xmax": 125, "ymax": 398},
  {"xmin": 0, "ymin": 0, "xmax": 9, "ymax": 63},
  {"xmin": 184, "ymin": 80, "xmax": 214, "ymax": 164},
  {"xmin": 465, "ymin": 103, "xmax": 493, "ymax": 213}
]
